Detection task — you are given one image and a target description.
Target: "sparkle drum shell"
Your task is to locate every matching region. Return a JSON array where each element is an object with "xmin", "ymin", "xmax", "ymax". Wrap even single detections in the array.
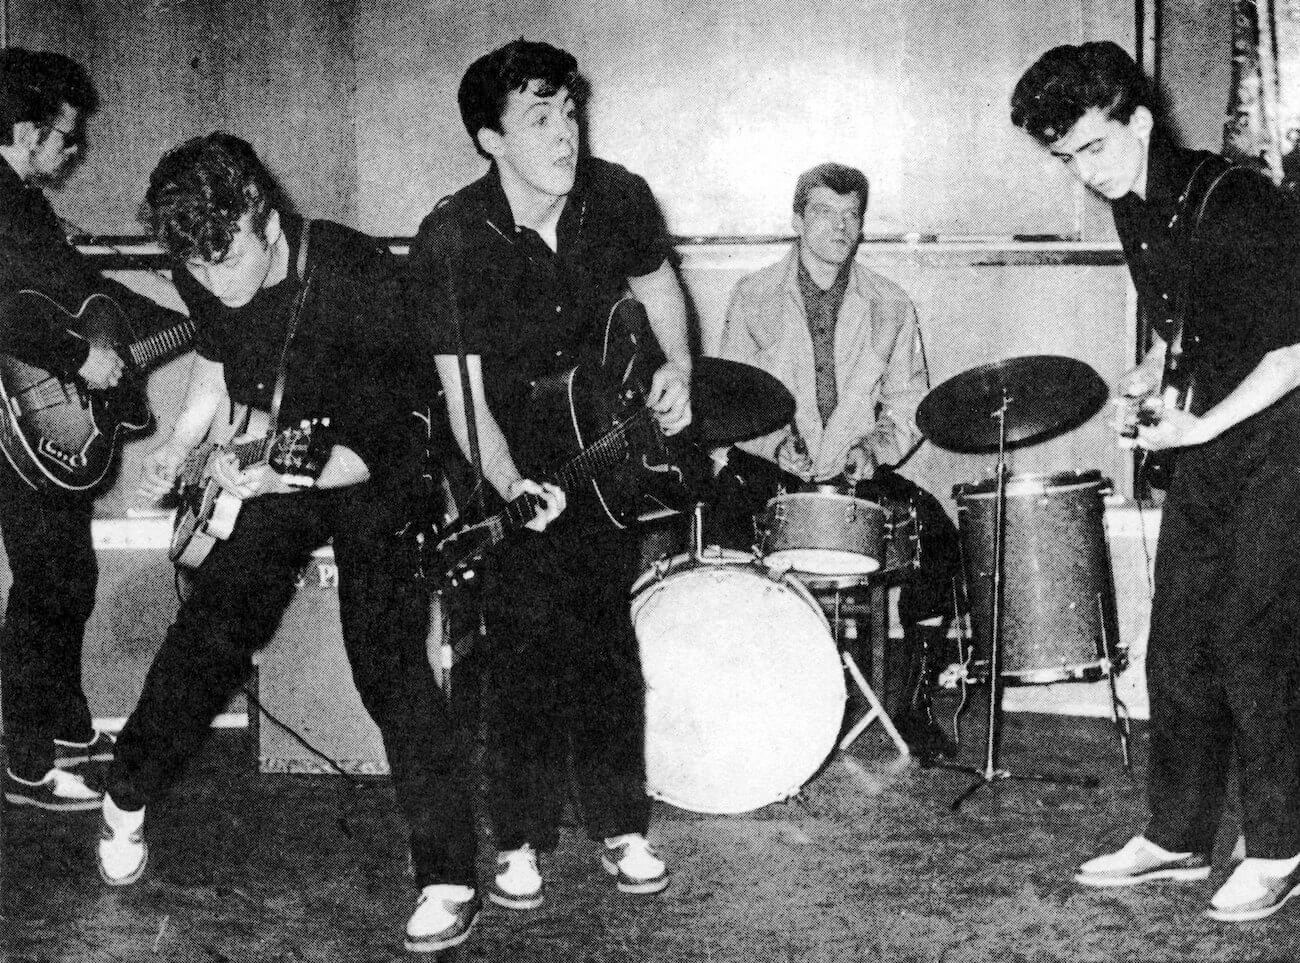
[
  {"xmin": 758, "ymin": 491, "xmax": 887, "ymax": 576},
  {"xmin": 631, "ymin": 548, "xmax": 846, "ymax": 814},
  {"xmin": 954, "ymin": 470, "xmax": 1123, "ymax": 684}
]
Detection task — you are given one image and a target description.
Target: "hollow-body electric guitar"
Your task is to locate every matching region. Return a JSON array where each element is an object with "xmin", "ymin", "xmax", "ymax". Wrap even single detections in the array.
[
  {"xmin": 0, "ymin": 290, "xmax": 195, "ymax": 492},
  {"xmin": 169, "ymin": 407, "xmax": 330, "ymax": 569},
  {"xmin": 432, "ymin": 297, "xmax": 701, "ymax": 584}
]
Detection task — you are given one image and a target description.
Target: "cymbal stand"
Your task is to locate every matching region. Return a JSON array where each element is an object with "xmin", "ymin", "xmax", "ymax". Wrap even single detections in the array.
[{"xmin": 933, "ymin": 391, "xmax": 1098, "ymax": 810}]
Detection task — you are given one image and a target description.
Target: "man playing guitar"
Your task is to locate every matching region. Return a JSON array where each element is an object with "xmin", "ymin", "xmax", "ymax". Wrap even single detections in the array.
[
  {"xmin": 96, "ymin": 134, "xmax": 480, "ymax": 954},
  {"xmin": 0, "ymin": 50, "xmax": 184, "ymax": 812},
  {"xmin": 1013, "ymin": 41, "xmax": 1300, "ymax": 924},
  {"xmin": 408, "ymin": 40, "xmax": 691, "ymax": 914}
]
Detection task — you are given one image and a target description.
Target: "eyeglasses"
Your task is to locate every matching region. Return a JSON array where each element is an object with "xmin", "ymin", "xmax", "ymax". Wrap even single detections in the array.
[{"xmin": 44, "ymin": 124, "xmax": 85, "ymax": 150}]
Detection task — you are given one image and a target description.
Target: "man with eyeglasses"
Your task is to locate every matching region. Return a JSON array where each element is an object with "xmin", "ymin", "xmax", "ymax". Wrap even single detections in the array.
[
  {"xmin": 0, "ymin": 49, "xmax": 182, "ymax": 813},
  {"xmin": 714, "ymin": 162, "xmax": 962, "ymax": 759}
]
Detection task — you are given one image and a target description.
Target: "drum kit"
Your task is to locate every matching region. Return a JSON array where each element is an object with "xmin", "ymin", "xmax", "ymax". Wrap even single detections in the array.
[{"xmin": 634, "ymin": 353, "xmax": 1126, "ymax": 815}]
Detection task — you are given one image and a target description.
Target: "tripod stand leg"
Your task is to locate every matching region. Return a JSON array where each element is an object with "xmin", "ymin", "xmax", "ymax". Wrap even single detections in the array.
[{"xmin": 841, "ymin": 652, "xmax": 910, "ymax": 758}]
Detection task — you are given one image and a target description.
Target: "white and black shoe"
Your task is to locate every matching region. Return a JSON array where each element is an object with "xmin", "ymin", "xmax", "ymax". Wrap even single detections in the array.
[
  {"xmin": 1074, "ymin": 835, "xmax": 1210, "ymax": 888},
  {"xmin": 1206, "ymin": 856, "xmax": 1300, "ymax": 923},
  {"xmin": 4, "ymin": 767, "xmax": 101, "ymax": 812},
  {"xmin": 602, "ymin": 834, "xmax": 669, "ymax": 895},
  {"xmin": 55, "ymin": 729, "xmax": 116, "ymax": 768},
  {"xmin": 97, "ymin": 795, "xmax": 148, "ymax": 886},
  {"xmin": 405, "ymin": 884, "xmax": 480, "ymax": 952},
  {"xmin": 488, "ymin": 844, "xmax": 544, "ymax": 909}
]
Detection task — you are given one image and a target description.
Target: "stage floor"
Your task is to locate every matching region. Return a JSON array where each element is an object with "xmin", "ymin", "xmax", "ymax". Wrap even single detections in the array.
[{"xmin": 4, "ymin": 705, "xmax": 1292, "ymax": 963}]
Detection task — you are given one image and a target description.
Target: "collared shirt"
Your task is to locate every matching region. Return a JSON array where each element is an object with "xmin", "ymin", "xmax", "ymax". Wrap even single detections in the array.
[
  {"xmin": 406, "ymin": 157, "xmax": 671, "ymax": 468},
  {"xmin": 1113, "ymin": 136, "xmax": 1300, "ymax": 415},
  {"xmin": 796, "ymin": 257, "xmax": 851, "ymax": 425},
  {"xmin": 176, "ymin": 215, "xmax": 432, "ymax": 493}
]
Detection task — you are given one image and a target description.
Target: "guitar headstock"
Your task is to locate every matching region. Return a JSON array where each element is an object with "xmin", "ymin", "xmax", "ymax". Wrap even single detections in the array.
[{"xmin": 270, "ymin": 417, "xmax": 333, "ymax": 478}]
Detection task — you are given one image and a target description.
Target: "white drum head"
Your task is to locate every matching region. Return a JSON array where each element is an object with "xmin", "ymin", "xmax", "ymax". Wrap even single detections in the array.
[
  {"xmin": 764, "ymin": 548, "xmax": 881, "ymax": 575},
  {"xmin": 633, "ymin": 560, "xmax": 845, "ymax": 814}
]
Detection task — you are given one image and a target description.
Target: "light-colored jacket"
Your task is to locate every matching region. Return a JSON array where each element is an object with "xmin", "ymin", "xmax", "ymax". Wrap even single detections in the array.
[{"xmin": 717, "ymin": 247, "xmax": 928, "ymax": 480}]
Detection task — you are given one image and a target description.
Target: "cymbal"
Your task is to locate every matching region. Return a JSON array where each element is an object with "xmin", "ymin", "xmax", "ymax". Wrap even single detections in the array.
[
  {"xmin": 916, "ymin": 355, "xmax": 1108, "ymax": 453},
  {"xmin": 694, "ymin": 357, "xmax": 795, "ymax": 446}
]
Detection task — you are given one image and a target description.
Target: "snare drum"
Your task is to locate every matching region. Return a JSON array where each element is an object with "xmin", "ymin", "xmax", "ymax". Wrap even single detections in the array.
[
  {"xmin": 631, "ymin": 548, "xmax": 846, "ymax": 814},
  {"xmin": 954, "ymin": 470, "xmax": 1123, "ymax": 684},
  {"xmin": 758, "ymin": 490, "xmax": 887, "ymax": 576}
]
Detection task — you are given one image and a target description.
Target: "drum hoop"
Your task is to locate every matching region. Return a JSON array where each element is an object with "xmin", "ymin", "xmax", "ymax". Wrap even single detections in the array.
[
  {"xmin": 763, "ymin": 490, "xmax": 886, "ymax": 513},
  {"xmin": 954, "ymin": 469, "xmax": 1106, "ymax": 501}
]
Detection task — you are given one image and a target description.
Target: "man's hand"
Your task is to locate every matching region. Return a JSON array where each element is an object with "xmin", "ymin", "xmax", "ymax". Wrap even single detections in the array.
[
  {"xmin": 210, "ymin": 454, "xmax": 315, "ymax": 500},
  {"xmin": 647, "ymin": 361, "xmax": 692, "ymax": 436},
  {"xmin": 78, "ymin": 346, "xmax": 125, "ymax": 390},
  {"xmin": 1136, "ymin": 409, "xmax": 1206, "ymax": 452},
  {"xmin": 508, "ymin": 478, "xmax": 566, "ymax": 532},
  {"xmin": 138, "ymin": 439, "xmax": 191, "ymax": 502},
  {"xmin": 844, "ymin": 443, "xmax": 876, "ymax": 483},
  {"xmin": 776, "ymin": 434, "xmax": 813, "ymax": 480}
]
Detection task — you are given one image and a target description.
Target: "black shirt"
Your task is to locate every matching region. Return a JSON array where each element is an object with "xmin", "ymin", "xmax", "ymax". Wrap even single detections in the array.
[
  {"xmin": 406, "ymin": 157, "xmax": 671, "ymax": 463},
  {"xmin": 0, "ymin": 159, "xmax": 181, "ymax": 378},
  {"xmin": 1113, "ymin": 136, "xmax": 1300, "ymax": 415},
  {"xmin": 176, "ymin": 215, "xmax": 434, "ymax": 494}
]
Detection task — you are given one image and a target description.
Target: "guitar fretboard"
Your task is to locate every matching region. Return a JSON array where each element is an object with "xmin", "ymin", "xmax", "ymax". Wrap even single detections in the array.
[{"xmin": 128, "ymin": 318, "xmax": 196, "ymax": 370}]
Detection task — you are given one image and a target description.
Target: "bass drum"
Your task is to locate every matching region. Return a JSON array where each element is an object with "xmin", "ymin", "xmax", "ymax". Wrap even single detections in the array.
[{"xmin": 631, "ymin": 547, "xmax": 846, "ymax": 814}]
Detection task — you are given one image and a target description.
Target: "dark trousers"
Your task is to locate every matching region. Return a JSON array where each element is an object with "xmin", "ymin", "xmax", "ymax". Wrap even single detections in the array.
[
  {"xmin": 1145, "ymin": 433, "xmax": 1300, "ymax": 860},
  {"xmin": 108, "ymin": 486, "xmax": 477, "ymax": 889},
  {"xmin": 0, "ymin": 465, "xmax": 98, "ymax": 778},
  {"xmin": 486, "ymin": 516, "xmax": 649, "ymax": 852}
]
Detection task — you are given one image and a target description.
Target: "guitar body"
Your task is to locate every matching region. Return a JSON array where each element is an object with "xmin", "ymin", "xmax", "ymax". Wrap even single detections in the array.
[
  {"xmin": 1140, "ymin": 332, "xmax": 1197, "ymax": 491},
  {"xmin": 525, "ymin": 297, "xmax": 694, "ymax": 528},
  {"xmin": 0, "ymin": 292, "xmax": 158, "ymax": 491},
  {"xmin": 169, "ymin": 409, "xmax": 330, "ymax": 569}
]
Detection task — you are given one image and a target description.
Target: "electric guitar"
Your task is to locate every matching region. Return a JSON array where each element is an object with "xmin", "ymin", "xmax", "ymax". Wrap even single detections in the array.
[
  {"xmin": 1134, "ymin": 329, "xmax": 1197, "ymax": 491},
  {"xmin": 169, "ymin": 408, "xmax": 331, "ymax": 569},
  {"xmin": 431, "ymin": 297, "xmax": 701, "ymax": 584},
  {"xmin": 0, "ymin": 290, "xmax": 195, "ymax": 492}
]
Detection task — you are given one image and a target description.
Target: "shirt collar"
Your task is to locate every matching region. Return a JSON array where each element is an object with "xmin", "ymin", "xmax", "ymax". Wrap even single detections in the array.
[{"xmin": 479, "ymin": 160, "xmax": 587, "ymax": 249}]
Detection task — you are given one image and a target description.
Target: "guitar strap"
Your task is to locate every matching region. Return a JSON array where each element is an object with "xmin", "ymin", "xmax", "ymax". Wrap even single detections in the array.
[
  {"xmin": 1166, "ymin": 156, "xmax": 1237, "ymax": 369},
  {"xmin": 266, "ymin": 218, "xmax": 315, "ymax": 443},
  {"xmin": 444, "ymin": 216, "xmax": 488, "ymax": 524}
]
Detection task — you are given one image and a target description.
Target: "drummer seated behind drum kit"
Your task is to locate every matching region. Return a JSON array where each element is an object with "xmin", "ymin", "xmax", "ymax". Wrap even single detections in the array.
[{"xmin": 632, "ymin": 352, "xmax": 1129, "ymax": 817}]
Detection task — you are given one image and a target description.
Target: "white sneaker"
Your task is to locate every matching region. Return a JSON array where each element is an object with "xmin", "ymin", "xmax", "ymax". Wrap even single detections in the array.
[
  {"xmin": 404, "ymin": 884, "xmax": 479, "ymax": 953},
  {"xmin": 1206, "ymin": 855, "xmax": 1300, "ymax": 923},
  {"xmin": 489, "ymin": 844, "xmax": 543, "ymax": 909},
  {"xmin": 602, "ymin": 833, "xmax": 668, "ymax": 895},
  {"xmin": 1074, "ymin": 835, "xmax": 1210, "ymax": 888},
  {"xmin": 97, "ymin": 795, "xmax": 147, "ymax": 886},
  {"xmin": 4, "ymin": 767, "xmax": 101, "ymax": 812}
]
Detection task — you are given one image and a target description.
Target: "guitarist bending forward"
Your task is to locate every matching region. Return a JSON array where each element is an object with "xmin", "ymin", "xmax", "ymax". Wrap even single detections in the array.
[
  {"xmin": 97, "ymin": 135, "xmax": 481, "ymax": 954},
  {"xmin": 0, "ymin": 51, "xmax": 186, "ymax": 811},
  {"xmin": 1013, "ymin": 43, "xmax": 1300, "ymax": 923},
  {"xmin": 409, "ymin": 41, "xmax": 691, "ymax": 918}
]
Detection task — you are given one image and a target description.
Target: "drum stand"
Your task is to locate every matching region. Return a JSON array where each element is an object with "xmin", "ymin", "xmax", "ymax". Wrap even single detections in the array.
[
  {"xmin": 933, "ymin": 393, "xmax": 1098, "ymax": 811},
  {"xmin": 828, "ymin": 588, "xmax": 911, "ymax": 759}
]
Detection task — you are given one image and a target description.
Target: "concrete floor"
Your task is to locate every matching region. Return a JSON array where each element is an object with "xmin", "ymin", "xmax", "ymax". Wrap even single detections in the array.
[{"xmin": 3, "ymin": 702, "xmax": 1297, "ymax": 963}]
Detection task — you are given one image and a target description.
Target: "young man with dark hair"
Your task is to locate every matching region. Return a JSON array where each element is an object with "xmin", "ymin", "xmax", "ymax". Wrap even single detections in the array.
[
  {"xmin": 1013, "ymin": 40, "xmax": 1300, "ymax": 923},
  {"xmin": 408, "ymin": 39, "xmax": 692, "ymax": 911},
  {"xmin": 714, "ymin": 161, "xmax": 960, "ymax": 756},
  {"xmin": 0, "ymin": 49, "xmax": 183, "ymax": 812},
  {"xmin": 96, "ymin": 133, "xmax": 480, "ymax": 953}
]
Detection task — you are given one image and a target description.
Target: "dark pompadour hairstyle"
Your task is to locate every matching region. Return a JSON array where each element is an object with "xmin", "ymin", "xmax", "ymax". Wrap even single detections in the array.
[
  {"xmin": 0, "ymin": 48, "xmax": 99, "ymax": 147},
  {"xmin": 143, "ymin": 133, "xmax": 284, "ymax": 262},
  {"xmin": 1010, "ymin": 41, "xmax": 1152, "ymax": 144},
  {"xmin": 793, "ymin": 163, "xmax": 870, "ymax": 218},
  {"xmin": 458, "ymin": 39, "xmax": 586, "ymax": 159}
]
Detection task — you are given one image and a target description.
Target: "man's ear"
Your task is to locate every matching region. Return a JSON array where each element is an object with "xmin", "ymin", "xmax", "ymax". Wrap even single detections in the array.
[
  {"xmin": 262, "ymin": 208, "xmax": 283, "ymax": 247},
  {"xmin": 476, "ymin": 127, "xmax": 504, "ymax": 160},
  {"xmin": 791, "ymin": 212, "xmax": 804, "ymax": 237},
  {"xmin": 1129, "ymin": 105, "xmax": 1154, "ymax": 141},
  {"xmin": 11, "ymin": 120, "xmax": 40, "ymax": 151}
]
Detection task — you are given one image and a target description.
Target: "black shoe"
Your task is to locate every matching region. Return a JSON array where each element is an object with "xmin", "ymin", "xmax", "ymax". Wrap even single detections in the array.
[
  {"xmin": 892, "ymin": 711, "xmax": 955, "ymax": 761},
  {"xmin": 54, "ymin": 729, "xmax": 116, "ymax": 768}
]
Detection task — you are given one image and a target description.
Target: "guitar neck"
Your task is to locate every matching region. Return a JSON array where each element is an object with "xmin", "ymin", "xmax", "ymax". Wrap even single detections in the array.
[{"xmin": 128, "ymin": 318, "xmax": 196, "ymax": 371}]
